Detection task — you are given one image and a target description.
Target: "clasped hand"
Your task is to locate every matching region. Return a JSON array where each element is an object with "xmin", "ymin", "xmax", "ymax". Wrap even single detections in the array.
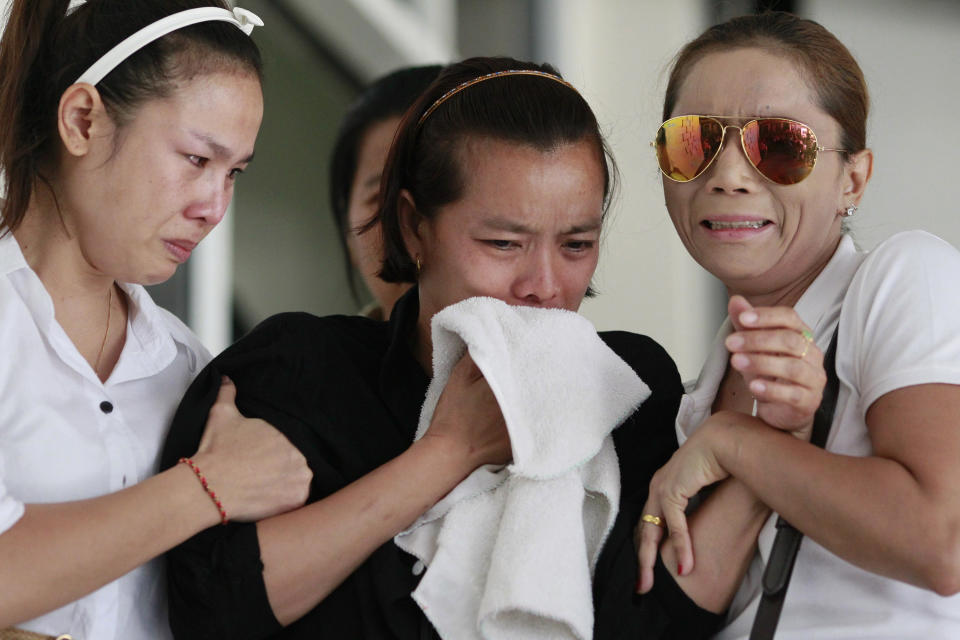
[
  {"xmin": 636, "ymin": 296, "xmax": 826, "ymax": 593},
  {"xmin": 423, "ymin": 351, "xmax": 513, "ymax": 469}
]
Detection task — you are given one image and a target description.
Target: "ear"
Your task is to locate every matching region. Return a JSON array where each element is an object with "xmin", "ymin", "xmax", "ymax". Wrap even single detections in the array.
[
  {"xmin": 398, "ymin": 188, "xmax": 426, "ymax": 264},
  {"xmin": 842, "ymin": 148, "xmax": 873, "ymax": 207},
  {"xmin": 57, "ymin": 83, "xmax": 111, "ymax": 158}
]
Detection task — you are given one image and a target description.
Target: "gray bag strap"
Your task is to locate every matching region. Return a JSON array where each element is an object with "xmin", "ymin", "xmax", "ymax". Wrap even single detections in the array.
[{"xmin": 748, "ymin": 327, "xmax": 840, "ymax": 640}]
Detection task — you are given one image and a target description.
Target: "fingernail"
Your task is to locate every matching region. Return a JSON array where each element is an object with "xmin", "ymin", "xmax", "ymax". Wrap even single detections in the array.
[
  {"xmin": 677, "ymin": 563, "xmax": 684, "ymax": 576},
  {"xmin": 731, "ymin": 353, "xmax": 750, "ymax": 369},
  {"xmin": 725, "ymin": 334, "xmax": 744, "ymax": 349},
  {"xmin": 740, "ymin": 311, "xmax": 758, "ymax": 325},
  {"xmin": 750, "ymin": 379, "xmax": 767, "ymax": 394}
]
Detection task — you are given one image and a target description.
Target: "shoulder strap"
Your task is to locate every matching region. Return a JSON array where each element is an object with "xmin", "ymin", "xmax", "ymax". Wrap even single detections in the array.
[{"xmin": 748, "ymin": 327, "xmax": 840, "ymax": 640}]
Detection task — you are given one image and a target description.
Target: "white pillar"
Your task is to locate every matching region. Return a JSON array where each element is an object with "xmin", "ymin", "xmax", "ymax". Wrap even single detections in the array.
[
  {"xmin": 804, "ymin": 0, "xmax": 960, "ymax": 250},
  {"xmin": 188, "ymin": 202, "xmax": 234, "ymax": 354},
  {"xmin": 538, "ymin": 0, "xmax": 722, "ymax": 380}
]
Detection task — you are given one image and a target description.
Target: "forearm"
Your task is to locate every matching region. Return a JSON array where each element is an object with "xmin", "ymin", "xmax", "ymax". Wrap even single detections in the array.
[
  {"xmin": 718, "ymin": 416, "xmax": 956, "ymax": 593},
  {"xmin": 258, "ymin": 434, "xmax": 477, "ymax": 625},
  {"xmin": 663, "ymin": 477, "xmax": 769, "ymax": 613},
  {"xmin": 0, "ymin": 463, "xmax": 220, "ymax": 626}
]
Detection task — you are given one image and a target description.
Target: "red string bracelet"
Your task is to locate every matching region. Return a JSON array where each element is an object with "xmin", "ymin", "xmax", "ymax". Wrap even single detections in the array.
[{"xmin": 179, "ymin": 457, "xmax": 228, "ymax": 525}]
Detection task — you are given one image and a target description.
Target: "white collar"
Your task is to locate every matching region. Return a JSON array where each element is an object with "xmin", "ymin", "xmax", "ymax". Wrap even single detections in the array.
[
  {"xmin": 0, "ymin": 230, "xmax": 29, "ymax": 276},
  {"xmin": 1, "ymin": 230, "xmax": 180, "ymax": 384}
]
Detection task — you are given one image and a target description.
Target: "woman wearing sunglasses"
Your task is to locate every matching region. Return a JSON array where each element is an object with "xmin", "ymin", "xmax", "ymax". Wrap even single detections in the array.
[{"xmin": 637, "ymin": 11, "xmax": 960, "ymax": 638}]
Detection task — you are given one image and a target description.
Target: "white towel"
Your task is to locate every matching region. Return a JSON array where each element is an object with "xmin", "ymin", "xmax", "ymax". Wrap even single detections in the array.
[{"xmin": 394, "ymin": 296, "xmax": 650, "ymax": 640}]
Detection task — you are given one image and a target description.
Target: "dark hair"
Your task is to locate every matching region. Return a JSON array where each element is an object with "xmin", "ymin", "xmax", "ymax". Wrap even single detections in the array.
[
  {"xmin": 0, "ymin": 0, "xmax": 263, "ymax": 234},
  {"xmin": 378, "ymin": 56, "xmax": 616, "ymax": 286},
  {"xmin": 663, "ymin": 11, "xmax": 868, "ymax": 159},
  {"xmin": 329, "ymin": 64, "xmax": 442, "ymax": 301}
]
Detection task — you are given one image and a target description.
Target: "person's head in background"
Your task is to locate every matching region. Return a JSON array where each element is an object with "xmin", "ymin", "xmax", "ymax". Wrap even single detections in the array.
[
  {"xmin": 0, "ymin": 0, "xmax": 264, "ymax": 287},
  {"xmin": 329, "ymin": 64, "xmax": 443, "ymax": 320},
  {"xmin": 377, "ymin": 57, "xmax": 616, "ymax": 366}
]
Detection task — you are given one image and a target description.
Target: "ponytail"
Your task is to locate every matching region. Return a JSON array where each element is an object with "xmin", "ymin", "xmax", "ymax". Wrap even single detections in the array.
[{"xmin": 0, "ymin": 0, "xmax": 70, "ymax": 234}]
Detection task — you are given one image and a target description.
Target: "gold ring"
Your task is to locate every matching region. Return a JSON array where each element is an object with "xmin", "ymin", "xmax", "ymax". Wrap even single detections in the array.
[{"xmin": 641, "ymin": 514, "xmax": 664, "ymax": 527}]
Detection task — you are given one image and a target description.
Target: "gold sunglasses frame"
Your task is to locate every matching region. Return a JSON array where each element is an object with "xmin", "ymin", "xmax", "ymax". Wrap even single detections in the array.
[{"xmin": 652, "ymin": 115, "xmax": 849, "ymax": 185}]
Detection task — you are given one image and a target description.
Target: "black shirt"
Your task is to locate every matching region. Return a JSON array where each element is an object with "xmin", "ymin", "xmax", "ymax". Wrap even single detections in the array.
[{"xmin": 161, "ymin": 289, "xmax": 722, "ymax": 639}]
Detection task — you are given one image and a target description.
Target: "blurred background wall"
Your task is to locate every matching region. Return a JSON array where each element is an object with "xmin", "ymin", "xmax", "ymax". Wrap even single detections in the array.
[{"xmin": 2, "ymin": 0, "xmax": 958, "ymax": 380}]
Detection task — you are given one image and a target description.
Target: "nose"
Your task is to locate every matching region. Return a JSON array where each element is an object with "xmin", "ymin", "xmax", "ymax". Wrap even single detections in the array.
[
  {"xmin": 512, "ymin": 248, "xmax": 562, "ymax": 307},
  {"xmin": 184, "ymin": 175, "xmax": 233, "ymax": 225},
  {"xmin": 703, "ymin": 126, "xmax": 760, "ymax": 193}
]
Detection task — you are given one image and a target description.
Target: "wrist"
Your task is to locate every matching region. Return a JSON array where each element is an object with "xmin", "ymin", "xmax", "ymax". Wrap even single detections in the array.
[
  {"xmin": 707, "ymin": 410, "xmax": 755, "ymax": 477},
  {"xmin": 170, "ymin": 458, "xmax": 226, "ymax": 529},
  {"xmin": 179, "ymin": 457, "xmax": 229, "ymax": 525},
  {"xmin": 411, "ymin": 432, "xmax": 479, "ymax": 482}
]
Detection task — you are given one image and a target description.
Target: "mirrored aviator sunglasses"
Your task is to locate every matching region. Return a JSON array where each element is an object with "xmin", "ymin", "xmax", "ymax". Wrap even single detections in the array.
[{"xmin": 653, "ymin": 115, "xmax": 849, "ymax": 185}]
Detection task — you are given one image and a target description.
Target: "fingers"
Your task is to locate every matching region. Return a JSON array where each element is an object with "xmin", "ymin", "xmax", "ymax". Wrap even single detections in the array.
[
  {"xmin": 726, "ymin": 328, "xmax": 822, "ymax": 364},
  {"xmin": 730, "ymin": 350, "xmax": 825, "ymax": 391},
  {"xmin": 638, "ymin": 465, "xmax": 699, "ymax": 593},
  {"xmin": 728, "ymin": 295, "xmax": 754, "ymax": 332},
  {"xmin": 215, "ymin": 375, "xmax": 238, "ymax": 406},
  {"xmin": 663, "ymin": 497, "xmax": 694, "ymax": 580},
  {"xmin": 426, "ymin": 349, "xmax": 510, "ymax": 468},
  {"xmin": 725, "ymin": 297, "xmax": 823, "ymax": 395},
  {"xmin": 729, "ymin": 295, "xmax": 809, "ymax": 333},
  {"xmin": 637, "ymin": 495, "xmax": 695, "ymax": 589},
  {"xmin": 725, "ymin": 298, "xmax": 827, "ymax": 433},
  {"xmin": 198, "ymin": 376, "xmax": 239, "ymax": 451},
  {"xmin": 636, "ymin": 500, "xmax": 665, "ymax": 593},
  {"xmin": 745, "ymin": 374, "xmax": 823, "ymax": 413}
]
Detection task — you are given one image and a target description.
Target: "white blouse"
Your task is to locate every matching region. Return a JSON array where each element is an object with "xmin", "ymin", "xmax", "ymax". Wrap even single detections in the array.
[
  {"xmin": 0, "ymin": 232, "xmax": 211, "ymax": 640},
  {"xmin": 677, "ymin": 232, "xmax": 960, "ymax": 639}
]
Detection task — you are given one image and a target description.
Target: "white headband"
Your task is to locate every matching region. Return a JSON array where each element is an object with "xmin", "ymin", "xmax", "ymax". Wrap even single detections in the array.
[{"xmin": 74, "ymin": 7, "xmax": 264, "ymax": 86}]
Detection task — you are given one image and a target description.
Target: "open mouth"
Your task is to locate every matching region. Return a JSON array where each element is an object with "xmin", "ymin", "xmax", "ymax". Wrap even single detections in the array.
[{"xmin": 702, "ymin": 220, "xmax": 771, "ymax": 230}]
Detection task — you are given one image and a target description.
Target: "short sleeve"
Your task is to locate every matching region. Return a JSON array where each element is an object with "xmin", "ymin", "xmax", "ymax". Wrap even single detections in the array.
[
  {"xmin": 841, "ymin": 231, "xmax": 960, "ymax": 414},
  {"xmin": 0, "ymin": 455, "xmax": 26, "ymax": 535}
]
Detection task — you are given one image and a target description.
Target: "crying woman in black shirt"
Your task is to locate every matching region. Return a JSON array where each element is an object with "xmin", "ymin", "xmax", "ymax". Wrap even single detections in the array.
[{"xmin": 161, "ymin": 56, "xmax": 739, "ymax": 640}]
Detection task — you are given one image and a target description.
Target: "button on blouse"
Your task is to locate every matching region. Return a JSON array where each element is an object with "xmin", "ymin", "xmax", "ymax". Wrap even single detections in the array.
[{"xmin": 0, "ymin": 233, "xmax": 211, "ymax": 640}]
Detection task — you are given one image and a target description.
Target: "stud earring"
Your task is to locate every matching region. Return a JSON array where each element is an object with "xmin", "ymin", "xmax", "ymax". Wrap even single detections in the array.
[
  {"xmin": 840, "ymin": 204, "xmax": 858, "ymax": 218},
  {"xmin": 415, "ymin": 255, "xmax": 422, "ymax": 274}
]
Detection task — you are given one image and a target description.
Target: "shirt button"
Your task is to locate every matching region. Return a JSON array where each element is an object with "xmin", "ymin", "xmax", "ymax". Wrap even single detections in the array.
[
  {"xmin": 412, "ymin": 560, "xmax": 425, "ymax": 576},
  {"xmin": 99, "ymin": 401, "xmax": 114, "ymax": 414}
]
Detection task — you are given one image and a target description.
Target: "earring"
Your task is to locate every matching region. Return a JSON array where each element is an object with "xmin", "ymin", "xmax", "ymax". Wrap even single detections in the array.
[
  {"xmin": 840, "ymin": 204, "xmax": 858, "ymax": 218},
  {"xmin": 415, "ymin": 255, "xmax": 422, "ymax": 275}
]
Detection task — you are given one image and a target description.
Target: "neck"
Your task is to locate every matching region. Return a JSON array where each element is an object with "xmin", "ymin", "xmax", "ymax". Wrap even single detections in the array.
[
  {"xmin": 727, "ymin": 235, "xmax": 842, "ymax": 309},
  {"xmin": 14, "ymin": 188, "xmax": 127, "ymax": 382},
  {"xmin": 413, "ymin": 313, "xmax": 434, "ymax": 377},
  {"xmin": 14, "ymin": 187, "xmax": 115, "ymax": 302}
]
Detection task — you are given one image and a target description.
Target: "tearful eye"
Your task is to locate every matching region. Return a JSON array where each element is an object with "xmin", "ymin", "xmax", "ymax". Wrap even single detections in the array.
[
  {"xmin": 564, "ymin": 240, "xmax": 595, "ymax": 252},
  {"xmin": 484, "ymin": 239, "xmax": 519, "ymax": 250},
  {"xmin": 228, "ymin": 167, "xmax": 245, "ymax": 180},
  {"xmin": 186, "ymin": 154, "xmax": 207, "ymax": 168}
]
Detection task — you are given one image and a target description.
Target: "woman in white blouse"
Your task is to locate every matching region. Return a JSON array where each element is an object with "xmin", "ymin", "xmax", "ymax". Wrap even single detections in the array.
[
  {"xmin": 0, "ymin": 1, "xmax": 310, "ymax": 638},
  {"xmin": 637, "ymin": 11, "xmax": 960, "ymax": 639}
]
